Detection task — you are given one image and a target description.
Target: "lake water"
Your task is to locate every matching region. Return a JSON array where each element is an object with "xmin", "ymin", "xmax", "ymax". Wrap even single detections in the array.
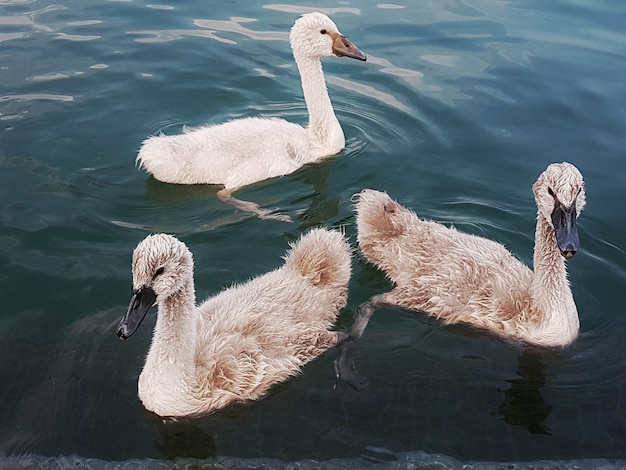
[{"xmin": 1, "ymin": 0, "xmax": 625, "ymax": 468}]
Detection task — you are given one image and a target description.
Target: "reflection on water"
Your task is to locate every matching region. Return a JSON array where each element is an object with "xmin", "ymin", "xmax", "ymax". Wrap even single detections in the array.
[
  {"xmin": 1, "ymin": 0, "xmax": 626, "ymax": 465},
  {"xmin": 0, "ymin": 309, "xmax": 131, "ymax": 457},
  {"xmin": 152, "ymin": 417, "xmax": 216, "ymax": 460},
  {"xmin": 328, "ymin": 75, "xmax": 411, "ymax": 113},
  {"xmin": 128, "ymin": 9, "xmax": 424, "ymax": 111},
  {"xmin": 262, "ymin": 5, "xmax": 362, "ymax": 16},
  {"xmin": 131, "ymin": 15, "xmax": 285, "ymax": 45},
  {"xmin": 496, "ymin": 351, "xmax": 553, "ymax": 435}
]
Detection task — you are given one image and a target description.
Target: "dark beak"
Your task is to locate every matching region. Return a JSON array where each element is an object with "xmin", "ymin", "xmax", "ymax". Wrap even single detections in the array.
[
  {"xmin": 551, "ymin": 203, "xmax": 579, "ymax": 259},
  {"xmin": 117, "ymin": 285, "xmax": 157, "ymax": 340},
  {"xmin": 332, "ymin": 34, "xmax": 367, "ymax": 61}
]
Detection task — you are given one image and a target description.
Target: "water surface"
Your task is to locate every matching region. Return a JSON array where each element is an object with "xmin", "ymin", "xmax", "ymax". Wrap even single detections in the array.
[{"xmin": 1, "ymin": 0, "xmax": 625, "ymax": 467}]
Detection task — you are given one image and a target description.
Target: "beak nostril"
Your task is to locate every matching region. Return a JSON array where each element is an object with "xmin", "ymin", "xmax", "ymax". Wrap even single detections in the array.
[{"xmin": 562, "ymin": 249, "xmax": 577, "ymax": 259}]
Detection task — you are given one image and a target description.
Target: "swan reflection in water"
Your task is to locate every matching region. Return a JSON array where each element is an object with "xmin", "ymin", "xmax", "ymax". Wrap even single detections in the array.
[
  {"xmin": 141, "ymin": 147, "xmax": 344, "ymax": 230},
  {"xmin": 496, "ymin": 350, "xmax": 554, "ymax": 435}
]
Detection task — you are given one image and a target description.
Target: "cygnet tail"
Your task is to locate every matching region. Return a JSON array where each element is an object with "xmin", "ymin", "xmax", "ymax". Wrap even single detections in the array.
[
  {"xmin": 284, "ymin": 228, "xmax": 352, "ymax": 289},
  {"xmin": 136, "ymin": 135, "xmax": 193, "ymax": 184}
]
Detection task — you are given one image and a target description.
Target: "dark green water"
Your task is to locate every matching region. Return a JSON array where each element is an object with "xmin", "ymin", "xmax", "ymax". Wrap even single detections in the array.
[{"xmin": 1, "ymin": 0, "xmax": 625, "ymax": 467}]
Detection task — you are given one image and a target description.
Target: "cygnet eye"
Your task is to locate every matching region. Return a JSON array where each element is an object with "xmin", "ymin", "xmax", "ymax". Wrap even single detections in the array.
[
  {"xmin": 153, "ymin": 266, "xmax": 165, "ymax": 279},
  {"xmin": 320, "ymin": 28, "xmax": 327, "ymax": 34},
  {"xmin": 547, "ymin": 187, "xmax": 555, "ymax": 197}
]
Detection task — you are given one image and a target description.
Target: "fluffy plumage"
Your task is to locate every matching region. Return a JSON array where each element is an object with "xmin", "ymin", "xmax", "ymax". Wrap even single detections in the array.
[
  {"xmin": 136, "ymin": 12, "xmax": 366, "ymax": 220},
  {"xmin": 351, "ymin": 162, "xmax": 586, "ymax": 348},
  {"xmin": 117, "ymin": 228, "xmax": 352, "ymax": 417}
]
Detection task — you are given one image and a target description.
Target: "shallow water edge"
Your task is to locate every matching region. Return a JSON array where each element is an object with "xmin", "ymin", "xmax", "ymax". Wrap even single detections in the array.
[{"xmin": 1, "ymin": 451, "xmax": 625, "ymax": 470}]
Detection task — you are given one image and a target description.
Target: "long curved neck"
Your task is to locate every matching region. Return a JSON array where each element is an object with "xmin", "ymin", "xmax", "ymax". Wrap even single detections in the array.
[
  {"xmin": 530, "ymin": 214, "xmax": 578, "ymax": 344},
  {"xmin": 145, "ymin": 279, "xmax": 197, "ymax": 383},
  {"xmin": 294, "ymin": 53, "xmax": 344, "ymax": 155}
]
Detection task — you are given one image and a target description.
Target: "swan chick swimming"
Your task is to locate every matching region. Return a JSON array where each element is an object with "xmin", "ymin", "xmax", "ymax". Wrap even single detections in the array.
[
  {"xmin": 117, "ymin": 228, "xmax": 352, "ymax": 417},
  {"xmin": 344, "ymin": 162, "xmax": 585, "ymax": 354},
  {"xmin": 137, "ymin": 12, "xmax": 367, "ymax": 222}
]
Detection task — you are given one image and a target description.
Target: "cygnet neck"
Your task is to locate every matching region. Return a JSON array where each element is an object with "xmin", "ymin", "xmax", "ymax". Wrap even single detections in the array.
[
  {"xmin": 149, "ymin": 281, "xmax": 197, "ymax": 372},
  {"xmin": 294, "ymin": 52, "xmax": 344, "ymax": 155},
  {"xmin": 531, "ymin": 213, "xmax": 578, "ymax": 343}
]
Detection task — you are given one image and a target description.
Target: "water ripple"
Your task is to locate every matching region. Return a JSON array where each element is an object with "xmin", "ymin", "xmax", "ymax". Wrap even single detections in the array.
[
  {"xmin": 327, "ymin": 76, "xmax": 410, "ymax": 114},
  {"xmin": 127, "ymin": 12, "xmax": 420, "ymax": 115},
  {"xmin": 0, "ymin": 93, "xmax": 74, "ymax": 120},
  {"xmin": 262, "ymin": 4, "xmax": 361, "ymax": 16},
  {"xmin": 1, "ymin": 0, "xmax": 625, "ymax": 463}
]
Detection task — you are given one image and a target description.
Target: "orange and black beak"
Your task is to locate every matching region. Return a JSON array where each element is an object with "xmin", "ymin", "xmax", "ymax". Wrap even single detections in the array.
[{"xmin": 331, "ymin": 33, "xmax": 366, "ymax": 61}]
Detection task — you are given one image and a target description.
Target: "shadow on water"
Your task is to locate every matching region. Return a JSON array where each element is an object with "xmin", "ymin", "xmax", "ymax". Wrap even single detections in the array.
[
  {"xmin": 0, "ymin": 309, "xmax": 139, "ymax": 458},
  {"xmin": 140, "ymin": 154, "xmax": 343, "ymax": 232},
  {"xmin": 149, "ymin": 415, "xmax": 217, "ymax": 460},
  {"xmin": 143, "ymin": 175, "xmax": 222, "ymax": 206},
  {"xmin": 335, "ymin": 306, "xmax": 560, "ymax": 438},
  {"xmin": 293, "ymin": 161, "xmax": 340, "ymax": 231},
  {"xmin": 495, "ymin": 350, "xmax": 555, "ymax": 435}
]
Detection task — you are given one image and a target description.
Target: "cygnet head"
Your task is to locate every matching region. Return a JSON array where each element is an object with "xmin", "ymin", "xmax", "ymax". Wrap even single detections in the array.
[
  {"xmin": 289, "ymin": 12, "xmax": 366, "ymax": 61},
  {"xmin": 117, "ymin": 234, "xmax": 194, "ymax": 339},
  {"xmin": 533, "ymin": 162, "xmax": 586, "ymax": 259}
]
